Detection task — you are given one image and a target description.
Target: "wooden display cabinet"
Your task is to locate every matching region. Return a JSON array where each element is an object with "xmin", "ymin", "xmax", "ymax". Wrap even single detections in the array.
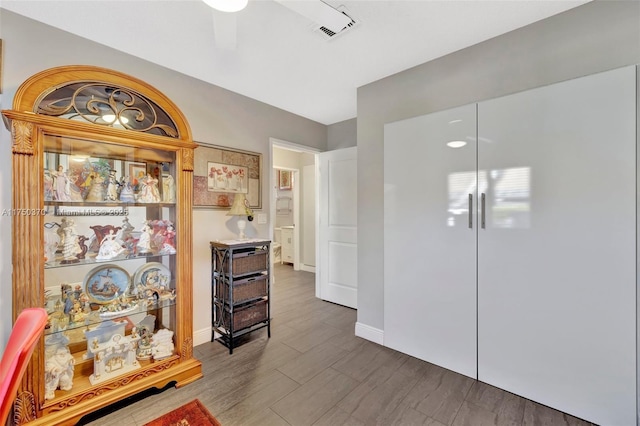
[{"xmin": 2, "ymin": 66, "xmax": 202, "ymax": 425}]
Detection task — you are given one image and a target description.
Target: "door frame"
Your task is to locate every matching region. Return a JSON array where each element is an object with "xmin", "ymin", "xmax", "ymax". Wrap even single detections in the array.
[{"xmin": 270, "ymin": 138, "xmax": 321, "ymax": 274}]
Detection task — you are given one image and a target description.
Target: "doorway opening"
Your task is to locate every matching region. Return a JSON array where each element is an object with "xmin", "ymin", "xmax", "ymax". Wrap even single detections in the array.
[{"xmin": 270, "ymin": 138, "xmax": 319, "ymax": 275}]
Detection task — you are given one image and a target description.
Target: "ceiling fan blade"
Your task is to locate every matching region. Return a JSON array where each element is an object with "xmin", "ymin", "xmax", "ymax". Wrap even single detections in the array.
[{"xmin": 212, "ymin": 10, "xmax": 238, "ymax": 50}]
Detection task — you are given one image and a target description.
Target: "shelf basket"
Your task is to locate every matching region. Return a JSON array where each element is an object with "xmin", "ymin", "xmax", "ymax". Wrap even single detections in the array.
[
  {"xmin": 223, "ymin": 299, "xmax": 268, "ymax": 331},
  {"xmin": 224, "ymin": 248, "xmax": 268, "ymax": 276},
  {"xmin": 216, "ymin": 274, "xmax": 268, "ymax": 304}
]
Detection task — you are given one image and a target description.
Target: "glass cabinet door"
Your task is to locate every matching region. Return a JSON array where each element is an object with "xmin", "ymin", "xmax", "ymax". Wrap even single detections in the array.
[{"xmin": 41, "ymin": 133, "xmax": 179, "ymax": 400}]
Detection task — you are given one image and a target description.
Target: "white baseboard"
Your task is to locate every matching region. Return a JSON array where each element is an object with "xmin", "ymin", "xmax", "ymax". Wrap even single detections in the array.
[
  {"xmin": 355, "ymin": 322, "xmax": 384, "ymax": 345},
  {"xmin": 301, "ymin": 264, "xmax": 316, "ymax": 273},
  {"xmin": 193, "ymin": 326, "xmax": 212, "ymax": 347}
]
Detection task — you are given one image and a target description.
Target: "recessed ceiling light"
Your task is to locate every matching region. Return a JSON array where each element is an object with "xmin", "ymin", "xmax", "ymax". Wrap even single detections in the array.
[{"xmin": 446, "ymin": 141, "xmax": 467, "ymax": 148}]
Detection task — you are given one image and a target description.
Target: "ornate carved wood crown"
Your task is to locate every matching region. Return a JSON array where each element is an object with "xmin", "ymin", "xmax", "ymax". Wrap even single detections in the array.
[
  {"xmin": 37, "ymin": 82, "xmax": 179, "ymax": 137},
  {"xmin": 10, "ymin": 65, "xmax": 193, "ymax": 143}
]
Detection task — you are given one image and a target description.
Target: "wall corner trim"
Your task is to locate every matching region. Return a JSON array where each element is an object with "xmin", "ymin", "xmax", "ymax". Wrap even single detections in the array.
[
  {"xmin": 193, "ymin": 327, "xmax": 213, "ymax": 347},
  {"xmin": 355, "ymin": 322, "xmax": 384, "ymax": 345}
]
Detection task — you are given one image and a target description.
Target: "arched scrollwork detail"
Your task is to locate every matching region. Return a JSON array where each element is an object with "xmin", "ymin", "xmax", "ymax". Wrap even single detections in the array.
[
  {"xmin": 37, "ymin": 83, "xmax": 179, "ymax": 138},
  {"xmin": 181, "ymin": 337, "xmax": 194, "ymax": 360},
  {"xmin": 14, "ymin": 391, "xmax": 37, "ymax": 425},
  {"xmin": 12, "ymin": 121, "xmax": 34, "ymax": 155},
  {"xmin": 182, "ymin": 149, "xmax": 194, "ymax": 171}
]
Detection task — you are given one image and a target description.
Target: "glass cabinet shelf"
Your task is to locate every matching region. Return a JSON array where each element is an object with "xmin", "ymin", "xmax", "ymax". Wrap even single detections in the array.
[
  {"xmin": 45, "ymin": 253, "xmax": 176, "ymax": 269},
  {"xmin": 44, "ymin": 298, "xmax": 177, "ymax": 338}
]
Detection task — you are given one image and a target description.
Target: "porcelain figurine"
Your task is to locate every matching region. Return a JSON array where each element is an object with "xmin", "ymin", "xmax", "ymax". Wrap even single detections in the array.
[
  {"xmin": 137, "ymin": 174, "xmax": 161, "ymax": 203},
  {"xmin": 105, "ymin": 169, "xmax": 119, "ymax": 201},
  {"xmin": 56, "ymin": 217, "xmax": 68, "ymax": 250},
  {"xmin": 61, "ymin": 220, "xmax": 81, "ymax": 263},
  {"xmin": 151, "ymin": 328, "xmax": 174, "ymax": 360},
  {"xmin": 68, "ymin": 170, "xmax": 85, "ymax": 202},
  {"xmin": 162, "ymin": 174, "xmax": 176, "ymax": 203},
  {"xmin": 52, "ymin": 165, "xmax": 71, "ymax": 201},
  {"xmin": 136, "ymin": 326, "xmax": 153, "ymax": 360},
  {"xmin": 44, "ymin": 341, "xmax": 75, "ymax": 400},
  {"xmin": 159, "ymin": 224, "xmax": 177, "ymax": 254},
  {"xmin": 119, "ymin": 176, "xmax": 136, "ymax": 203},
  {"xmin": 44, "ymin": 223, "xmax": 60, "ymax": 263},
  {"xmin": 76, "ymin": 235, "xmax": 89, "ymax": 260},
  {"xmin": 136, "ymin": 223, "xmax": 153, "ymax": 255},
  {"xmin": 84, "ymin": 173, "xmax": 106, "ymax": 202},
  {"xmin": 94, "ymin": 350, "xmax": 105, "ymax": 380},
  {"xmin": 89, "ymin": 224, "xmax": 122, "ymax": 253},
  {"xmin": 121, "ymin": 217, "xmax": 134, "ymax": 241},
  {"xmin": 96, "ymin": 229, "xmax": 125, "ymax": 260}
]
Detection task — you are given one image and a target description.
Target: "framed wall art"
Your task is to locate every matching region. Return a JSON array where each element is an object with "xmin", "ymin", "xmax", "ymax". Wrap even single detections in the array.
[
  {"xmin": 193, "ymin": 143, "xmax": 262, "ymax": 209},
  {"xmin": 278, "ymin": 170, "xmax": 292, "ymax": 190}
]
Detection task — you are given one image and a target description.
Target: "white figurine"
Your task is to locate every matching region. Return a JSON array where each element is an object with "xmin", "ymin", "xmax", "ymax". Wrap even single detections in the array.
[
  {"xmin": 94, "ymin": 351, "xmax": 105, "ymax": 380},
  {"xmin": 151, "ymin": 329, "xmax": 174, "ymax": 360},
  {"xmin": 136, "ymin": 223, "xmax": 153, "ymax": 255},
  {"xmin": 44, "ymin": 345, "xmax": 75, "ymax": 400},
  {"xmin": 52, "ymin": 165, "xmax": 71, "ymax": 201},
  {"xmin": 127, "ymin": 341, "xmax": 138, "ymax": 366},
  {"xmin": 96, "ymin": 229, "xmax": 125, "ymax": 260},
  {"xmin": 44, "ymin": 224, "xmax": 60, "ymax": 263},
  {"xmin": 162, "ymin": 174, "xmax": 176, "ymax": 203},
  {"xmin": 61, "ymin": 220, "xmax": 81, "ymax": 262},
  {"xmin": 137, "ymin": 174, "xmax": 161, "ymax": 203},
  {"xmin": 105, "ymin": 170, "xmax": 119, "ymax": 201}
]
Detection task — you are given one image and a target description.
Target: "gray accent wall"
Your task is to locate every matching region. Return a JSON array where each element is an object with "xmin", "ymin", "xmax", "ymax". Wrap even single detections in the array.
[
  {"xmin": 0, "ymin": 10, "xmax": 326, "ymax": 347},
  {"xmin": 327, "ymin": 118, "xmax": 357, "ymax": 150},
  {"xmin": 356, "ymin": 1, "xmax": 640, "ymax": 331}
]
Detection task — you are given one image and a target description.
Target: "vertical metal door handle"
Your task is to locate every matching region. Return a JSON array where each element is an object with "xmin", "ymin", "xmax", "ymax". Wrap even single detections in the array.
[
  {"xmin": 481, "ymin": 193, "xmax": 486, "ymax": 229},
  {"xmin": 468, "ymin": 194, "xmax": 473, "ymax": 229}
]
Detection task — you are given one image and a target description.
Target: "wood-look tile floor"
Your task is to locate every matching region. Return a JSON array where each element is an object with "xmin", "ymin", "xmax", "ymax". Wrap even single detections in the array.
[{"xmin": 83, "ymin": 264, "xmax": 595, "ymax": 426}]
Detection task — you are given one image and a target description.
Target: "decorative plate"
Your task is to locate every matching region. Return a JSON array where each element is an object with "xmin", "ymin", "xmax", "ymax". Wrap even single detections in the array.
[
  {"xmin": 133, "ymin": 262, "xmax": 172, "ymax": 291},
  {"xmin": 83, "ymin": 264, "xmax": 131, "ymax": 305}
]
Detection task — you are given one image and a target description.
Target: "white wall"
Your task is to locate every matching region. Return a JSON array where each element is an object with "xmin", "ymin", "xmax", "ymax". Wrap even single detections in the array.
[
  {"xmin": 0, "ymin": 11, "xmax": 327, "ymax": 348},
  {"xmin": 356, "ymin": 1, "xmax": 640, "ymax": 332}
]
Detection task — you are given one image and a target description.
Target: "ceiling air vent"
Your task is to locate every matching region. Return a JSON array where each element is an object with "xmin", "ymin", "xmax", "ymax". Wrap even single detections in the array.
[
  {"xmin": 314, "ymin": 7, "xmax": 358, "ymax": 40},
  {"xmin": 274, "ymin": 1, "xmax": 359, "ymax": 41}
]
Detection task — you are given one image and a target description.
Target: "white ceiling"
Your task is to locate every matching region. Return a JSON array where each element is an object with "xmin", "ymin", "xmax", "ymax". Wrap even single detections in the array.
[{"xmin": 1, "ymin": 0, "xmax": 589, "ymax": 125}]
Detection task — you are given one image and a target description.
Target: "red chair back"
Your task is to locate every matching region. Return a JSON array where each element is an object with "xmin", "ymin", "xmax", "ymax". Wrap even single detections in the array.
[{"xmin": 0, "ymin": 308, "xmax": 48, "ymax": 425}]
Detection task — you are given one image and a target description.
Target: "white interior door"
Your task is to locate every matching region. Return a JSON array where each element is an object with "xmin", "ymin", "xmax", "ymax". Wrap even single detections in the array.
[
  {"xmin": 317, "ymin": 147, "xmax": 357, "ymax": 308},
  {"xmin": 477, "ymin": 66, "xmax": 637, "ymax": 426},
  {"xmin": 384, "ymin": 104, "xmax": 478, "ymax": 379}
]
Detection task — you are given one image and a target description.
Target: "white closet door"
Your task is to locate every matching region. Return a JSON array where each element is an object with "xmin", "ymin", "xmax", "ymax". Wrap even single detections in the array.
[
  {"xmin": 384, "ymin": 104, "xmax": 477, "ymax": 378},
  {"xmin": 477, "ymin": 66, "xmax": 636, "ymax": 426}
]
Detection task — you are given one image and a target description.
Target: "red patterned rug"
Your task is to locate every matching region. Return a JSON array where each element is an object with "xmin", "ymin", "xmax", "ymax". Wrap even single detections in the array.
[{"xmin": 144, "ymin": 399, "xmax": 221, "ymax": 426}]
